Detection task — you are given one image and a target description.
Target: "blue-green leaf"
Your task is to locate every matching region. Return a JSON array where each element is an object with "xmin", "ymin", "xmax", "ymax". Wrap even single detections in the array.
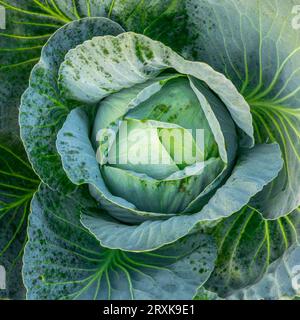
[
  {"xmin": 0, "ymin": 134, "xmax": 39, "ymax": 299},
  {"xmin": 228, "ymin": 243, "xmax": 300, "ymax": 300},
  {"xmin": 206, "ymin": 206, "xmax": 300, "ymax": 298},
  {"xmin": 19, "ymin": 17, "xmax": 124, "ymax": 193},
  {"xmin": 109, "ymin": 0, "xmax": 188, "ymax": 52},
  {"xmin": 0, "ymin": 0, "xmax": 68, "ymax": 137},
  {"xmin": 23, "ymin": 184, "xmax": 217, "ymax": 300},
  {"xmin": 58, "ymin": 32, "xmax": 254, "ymax": 146},
  {"xmin": 184, "ymin": 0, "xmax": 300, "ymax": 219}
]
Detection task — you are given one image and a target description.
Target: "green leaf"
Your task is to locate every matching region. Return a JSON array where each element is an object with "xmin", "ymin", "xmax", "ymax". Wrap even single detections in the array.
[
  {"xmin": 206, "ymin": 206, "xmax": 300, "ymax": 298},
  {"xmin": 38, "ymin": 0, "xmax": 112, "ymax": 19},
  {"xmin": 228, "ymin": 243, "xmax": 300, "ymax": 300},
  {"xmin": 58, "ymin": 32, "xmax": 254, "ymax": 146},
  {"xmin": 19, "ymin": 17, "xmax": 124, "ymax": 193},
  {"xmin": 193, "ymin": 287, "xmax": 221, "ymax": 300},
  {"xmin": 23, "ymin": 183, "xmax": 217, "ymax": 300},
  {"xmin": 0, "ymin": 133, "xmax": 39, "ymax": 299},
  {"xmin": 184, "ymin": 0, "xmax": 300, "ymax": 219},
  {"xmin": 0, "ymin": 0, "xmax": 122, "ymax": 137},
  {"xmin": 109, "ymin": 0, "xmax": 188, "ymax": 52},
  {"xmin": 0, "ymin": 2, "xmax": 68, "ymax": 297},
  {"xmin": 0, "ymin": 0, "xmax": 66, "ymax": 137}
]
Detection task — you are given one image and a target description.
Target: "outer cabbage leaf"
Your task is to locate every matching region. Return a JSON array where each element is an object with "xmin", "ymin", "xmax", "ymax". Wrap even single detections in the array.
[
  {"xmin": 0, "ymin": 2, "xmax": 52, "ymax": 298},
  {"xmin": 0, "ymin": 133, "xmax": 39, "ymax": 299},
  {"xmin": 184, "ymin": 0, "xmax": 300, "ymax": 219},
  {"xmin": 206, "ymin": 206, "xmax": 300, "ymax": 298},
  {"xmin": 40, "ymin": 0, "xmax": 112, "ymax": 19},
  {"xmin": 23, "ymin": 183, "xmax": 217, "ymax": 300},
  {"xmin": 59, "ymin": 32, "xmax": 254, "ymax": 147},
  {"xmin": 19, "ymin": 17, "xmax": 124, "ymax": 193},
  {"xmin": 0, "ymin": 0, "xmax": 70, "ymax": 138},
  {"xmin": 109, "ymin": 0, "xmax": 188, "ymax": 52},
  {"xmin": 228, "ymin": 243, "xmax": 300, "ymax": 300}
]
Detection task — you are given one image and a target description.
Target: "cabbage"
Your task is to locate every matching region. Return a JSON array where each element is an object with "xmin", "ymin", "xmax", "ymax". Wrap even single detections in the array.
[{"xmin": 0, "ymin": 0, "xmax": 299, "ymax": 300}]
